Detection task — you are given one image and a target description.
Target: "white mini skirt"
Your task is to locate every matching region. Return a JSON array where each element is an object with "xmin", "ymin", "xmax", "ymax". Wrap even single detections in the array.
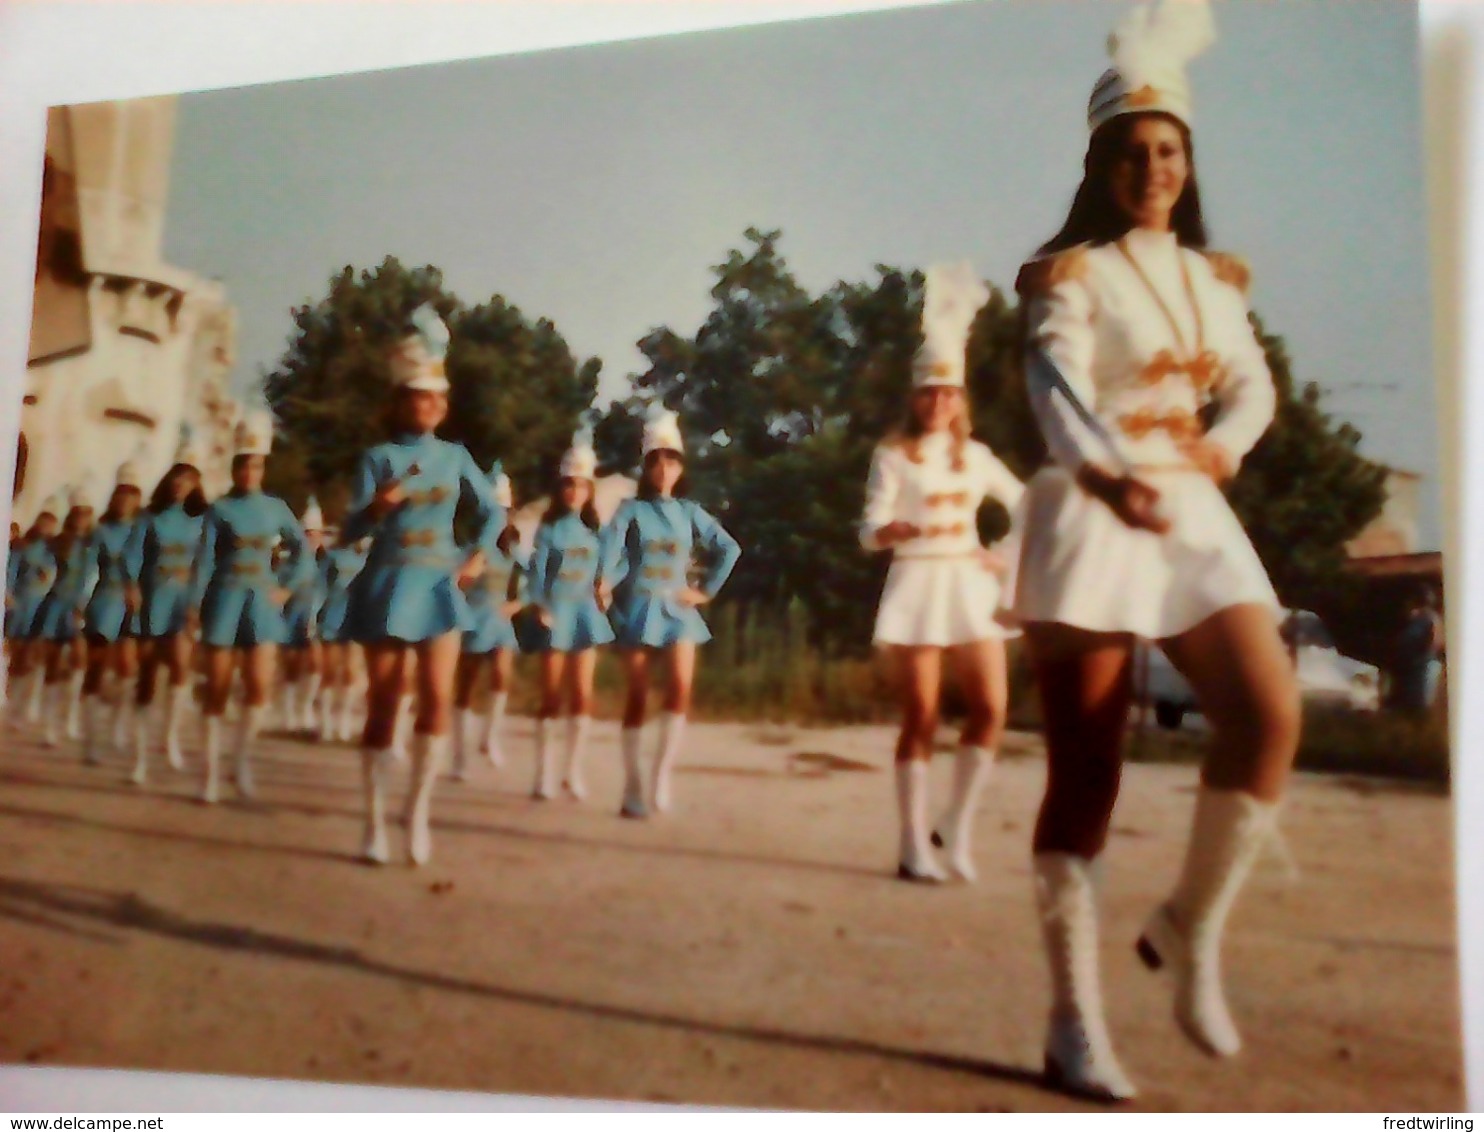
[
  {"xmin": 873, "ymin": 553, "xmax": 1015, "ymax": 647},
  {"xmin": 1013, "ymin": 466, "xmax": 1280, "ymax": 640}
]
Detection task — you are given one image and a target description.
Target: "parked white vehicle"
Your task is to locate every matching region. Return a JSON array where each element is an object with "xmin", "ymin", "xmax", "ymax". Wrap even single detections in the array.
[{"xmin": 1133, "ymin": 609, "xmax": 1380, "ymax": 730}]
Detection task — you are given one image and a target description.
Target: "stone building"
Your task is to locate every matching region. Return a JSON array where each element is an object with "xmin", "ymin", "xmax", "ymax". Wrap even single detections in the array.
[{"xmin": 15, "ymin": 96, "xmax": 240, "ymax": 525}]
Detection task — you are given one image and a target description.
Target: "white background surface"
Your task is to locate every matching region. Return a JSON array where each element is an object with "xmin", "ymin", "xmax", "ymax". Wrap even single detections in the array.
[{"xmin": 0, "ymin": 0, "xmax": 1475, "ymax": 1113}]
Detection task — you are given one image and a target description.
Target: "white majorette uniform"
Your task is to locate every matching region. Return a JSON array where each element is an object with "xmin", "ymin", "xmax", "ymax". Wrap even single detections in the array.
[
  {"xmin": 1017, "ymin": 0, "xmax": 1285, "ymax": 1105},
  {"xmin": 861, "ymin": 262, "xmax": 1025, "ymax": 648},
  {"xmin": 1014, "ymin": 229, "xmax": 1280, "ymax": 639}
]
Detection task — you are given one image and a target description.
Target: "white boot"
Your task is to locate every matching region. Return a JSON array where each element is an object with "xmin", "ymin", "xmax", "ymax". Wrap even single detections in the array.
[
  {"xmin": 391, "ymin": 694, "xmax": 414, "ymax": 763},
  {"xmin": 619, "ymin": 726, "xmax": 647, "ymax": 819},
  {"xmin": 337, "ymin": 682, "xmax": 361, "ymax": 743},
  {"xmin": 64, "ymin": 670, "xmax": 84, "ymax": 739},
  {"xmin": 482, "ymin": 691, "xmax": 508, "ymax": 767},
  {"xmin": 24, "ymin": 668, "xmax": 46, "ymax": 727},
  {"xmin": 1137, "ymin": 787, "xmax": 1277, "ymax": 1058},
  {"xmin": 109, "ymin": 679, "xmax": 131, "ymax": 752},
  {"xmin": 450, "ymin": 709, "xmax": 470, "ymax": 782},
  {"xmin": 651, "ymin": 712, "xmax": 686, "ymax": 814},
  {"xmin": 895, "ymin": 760, "xmax": 948, "ymax": 883},
  {"xmin": 405, "ymin": 732, "xmax": 446, "ymax": 867},
  {"xmin": 200, "ymin": 716, "xmax": 223, "ymax": 804},
  {"xmin": 932, "ymin": 745, "xmax": 996, "ymax": 883},
  {"xmin": 563, "ymin": 714, "xmax": 591, "ymax": 800},
  {"xmin": 163, "ymin": 685, "xmax": 190, "ymax": 771},
  {"xmin": 40, "ymin": 680, "xmax": 63, "ymax": 748},
  {"xmin": 531, "ymin": 717, "xmax": 557, "ymax": 800},
  {"xmin": 1036, "ymin": 853, "xmax": 1138, "ymax": 1102},
  {"xmin": 129, "ymin": 708, "xmax": 151, "ymax": 785},
  {"xmin": 319, "ymin": 687, "xmax": 339, "ymax": 744},
  {"xmin": 359, "ymin": 746, "xmax": 394, "ymax": 864},
  {"xmin": 233, "ymin": 705, "xmax": 263, "ymax": 799},
  {"xmin": 80, "ymin": 695, "xmax": 104, "ymax": 765},
  {"xmin": 300, "ymin": 672, "xmax": 322, "ymax": 737},
  {"xmin": 279, "ymin": 680, "xmax": 300, "ymax": 734}
]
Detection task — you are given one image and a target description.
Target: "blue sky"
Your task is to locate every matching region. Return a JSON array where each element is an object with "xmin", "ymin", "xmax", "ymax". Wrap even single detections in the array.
[{"xmin": 161, "ymin": 0, "xmax": 1438, "ymax": 547}]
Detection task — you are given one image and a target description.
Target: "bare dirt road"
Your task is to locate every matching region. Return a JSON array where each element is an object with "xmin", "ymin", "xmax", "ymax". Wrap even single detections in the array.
[{"xmin": 0, "ymin": 717, "xmax": 1463, "ymax": 1111}]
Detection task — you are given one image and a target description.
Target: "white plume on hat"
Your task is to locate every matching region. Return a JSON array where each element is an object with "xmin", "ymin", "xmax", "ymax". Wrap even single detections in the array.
[
  {"xmin": 1088, "ymin": 0, "xmax": 1215, "ymax": 133},
  {"xmin": 69, "ymin": 476, "xmax": 97, "ymax": 511},
  {"xmin": 641, "ymin": 404, "xmax": 684, "ymax": 458},
  {"xmin": 912, "ymin": 261, "xmax": 990, "ymax": 389},
  {"xmin": 301, "ymin": 494, "xmax": 325, "ymax": 532},
  {"xmin": 115, "ymin": 444, "xmax": 147, "ymax": 491},
  {"xmin": 39, "ymin": 488, "xmax": 69, "ymax": 520},
  {"xmin": 388, "ymin": 303, "xmax": 452, "ymax": 394},
  {"xmin": 234, "ymin": 406, "xmax": 275, "ymax": 457},
  {"xmin": 559, "ymin": 424, "xmax": 597, "ymax": 481},
  {"xmin": 173, "ymin": 422, "xmax": 207, "ymax": 470}
]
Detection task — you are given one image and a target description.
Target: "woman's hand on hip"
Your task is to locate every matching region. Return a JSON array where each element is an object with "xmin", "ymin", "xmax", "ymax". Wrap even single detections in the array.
[{"xmin": 1077, "ymin": 465, "xmax": 1170, "ymax": 535}]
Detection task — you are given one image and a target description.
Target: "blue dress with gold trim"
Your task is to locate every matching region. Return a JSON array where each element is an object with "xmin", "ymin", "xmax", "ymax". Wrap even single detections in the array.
[
  {"xmin": 130, "ymin": 504, "xmax": 206, "ymax": 639},
  {"xmin": 193, "ymin": 490, "xmax": 314, "ymax": 649},
  {"xmin": 82, "ymin": 518, "xmax": 142, "ymax": 642},
  {"xmin": 525, "ymin": 512, "xmax": 614, "ymax": 653}
]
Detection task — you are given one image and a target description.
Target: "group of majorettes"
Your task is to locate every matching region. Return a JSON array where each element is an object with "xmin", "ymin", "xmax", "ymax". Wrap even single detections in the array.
[{"xmin": 3, "ymin": 0, "xmax": 1302, "ymax": 1103}]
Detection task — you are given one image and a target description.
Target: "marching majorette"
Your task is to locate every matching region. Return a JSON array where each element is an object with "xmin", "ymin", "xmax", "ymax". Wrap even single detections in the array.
[
  {"xmin": 32, "ymin": 481, "xmax": 98, "ymax": 749},
  {"xmin": 189, "ymin": 408, "xmax": 316, "ymax": 804},
  {"xmin": 78, "ymin": 454, "xmax": 146, "ymax": 768},
  {"xmin": 4, "ymin": 495, "xmax": 64, "ymax": 732},
  {"xmin": 858, "ymin": 262, "xmax": 1025, "ymax": 885},
  {"xmin": 316, "ymin": 528, "xmax": 370, "ymax": 744},
  {"xmin": 278, "ymin": 495, "xmax": 327, "ymax": 737},
  {"xmin": 128, "ymin": 427, "xmax": 210, "ymax": 782},
  {"xmin": 451, "ymin": 460, "xmax": 525, "ymax": 780},
  {"xmin": 598, "ymin": 406, "xmax": 740, "ymax": 819},
  {"xmin": 524, "ymin": 425, "xmax": 613, "ymax": 802},
  {"xmin": 1012, "ymin": 0, "xmax": 1296, "ymax": 1101},
  {"xmin": 342, "ymin": 303, "xmax": 499, "ymax": 866}
]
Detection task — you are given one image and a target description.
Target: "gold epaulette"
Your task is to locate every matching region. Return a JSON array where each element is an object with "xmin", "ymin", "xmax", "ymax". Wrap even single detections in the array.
[
  {"xmin": 1014, "ymin": 245, "xmax": 1089, "ymax": 297},
  {"xmin": 1200, "ymin": 250, "xmax": 1252, "ymax": 296}
]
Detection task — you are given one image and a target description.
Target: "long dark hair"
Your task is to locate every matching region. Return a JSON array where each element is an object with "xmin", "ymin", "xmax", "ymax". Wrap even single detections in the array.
[
  {"xmin": 102, "ymin": 486, "xmax": 142, "ymax": 525},
  {"xmin": 540, "ymin": 477, "xmax": 601, "ymax": 532},
  {"xmin": 148, "ymin": 464, "xmax": 208, "ymax": 517},
  {"xmin": 636, "ymin": 450, "xmax": 689, "ymax": 501},
  {"xmin": 53, "ymin": 506, "xmax": 93, "ymax": 560},
  {"xmin": 1038, "ymin": 112, "xmax": 1208, "ymax": 256}
]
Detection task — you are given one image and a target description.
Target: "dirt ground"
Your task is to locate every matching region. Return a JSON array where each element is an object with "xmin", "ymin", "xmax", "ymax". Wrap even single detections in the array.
[{"xmin": 0, "ymin": 714, "xmax": 1464, "ymax": 1112}]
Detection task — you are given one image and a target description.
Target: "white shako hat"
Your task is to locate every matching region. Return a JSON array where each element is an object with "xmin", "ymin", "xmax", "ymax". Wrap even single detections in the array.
[
  {"xmin": 487, "ymin": 460, "xmax": 514, "ymax": 509},
  {"xmin": 173, "ymin": 422, "xmax": 207, "ymax": 470},
  {"xmin": 114, "ymin": 448, "xmax": 146, "ymax": 491},
  {"xmin": 559, "ymin": 424, "xmax": 597, "ymax": 481},
  {"xmin": 234, "ymin": 407, "xmax": 275, "ymax": 458},
  {"xmin": 39, "ymin": 488, "xmax": 69, "ymax": 520},
  {"xmin": 301, "ymin": 495, "xmax": 325, "ymax": 532},
  {"xmin": 388, "ymin": 303, "xmax": 452, "ymax": 394},
  {"xmin": 1087, "ymin": 0, "xmax": 1215, "ymax": 134},
  {"xmin": 68, "ymin": 476, "xmax": 97, "ymax": 511},
  {"xmin": 641, "ymin": 404, "xmax": 684, "ymax": 457},
  {"xmin": 911, "ymin": 261, "xmax": 990, "ymax": 389}
]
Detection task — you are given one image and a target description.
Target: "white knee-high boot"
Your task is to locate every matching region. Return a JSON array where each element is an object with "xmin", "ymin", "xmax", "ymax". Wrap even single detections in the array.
[
  {"xmin": 619, "ymin": 726, "xmax": 647, "ymax": 819},
  {"xmin": 41, "ymin": 680, "xmax": 64, "ymax": 748},
  {"xmin": 359, "ymin": 745, "xmax": 394, "ymax": 864},
  {"xmin": 651, "ymin": 712, "xmax": 686, "ymax": 813},
  {"xmin": 279, "ymin": 679, "xmax": 300, "ymax": 734},
  {"xmin": 129, "ymin": 702, "xmax": 152, "ymax": 785},
  {"xmin": 337, "ymin": 682, "xmax": 362, "ymax": 743},
  {"xmin": 895, "ymin": 760, "xmax": 947, "ymax": 883},
  {"xmin": 164, "ymin": 685, "xmax": 190, "ymax": 771},
  {"xmin": 932, "ymin": 745, "xmax": 996, "ymax": 883},
  {"xmin": 319, "ymin": 686, "xmax": 339, "ymax": 744},
  {"xmin": 531, "ymin": 718, "xmax": 557, "ymax": 800},
  {"xmin": 233, "ymin": 705, "xmax": 264, "ymax": 799},
  {"xmin": 405, "ymin": 732, "xmax": 446, "ymax": 867},
  {"xmin": 1137, "ymin": 787, "xmax": 1277, "ymax": 1058},
  {"xmin": 80, "ymin": 694, "xmax": 104, "ymax": 765},
  {"xmin": 24, "ymin": 668, "xmax": 46, "ymax": 726},
  {"xmin": 450, "ymin": 708, "xmax": 471, "ymax": 782},
  {"xmin": 300, "ymin": 672, "xmax": 322, "ymax": 735},
  {"xmin": 482, "ymin": 691, "xmax": 508, "ymax": 766},
  {"xmin": 391, "ymin": 694, "xmax": 414, "ymax": 762},
  {"xmin": 200, "ymin": 716, "xmax": 223, "ymax": 804},
  {"xmin": 1036, "ymin": 853, "xmax": 1138, "ymax": 1102},
  {"xmin": 563, "ymin": 715, "xmax": 591, "ymax": 800},
  {"xmin": 64, "ymin": 670, "xmax": 85, "ymax": 739},
  {"xmin": 109, "ymin": 677, "xmax": 131, "ymax": 752}
]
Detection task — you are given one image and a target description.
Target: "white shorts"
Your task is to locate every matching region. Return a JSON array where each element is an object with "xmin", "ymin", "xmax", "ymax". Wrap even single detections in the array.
[
  {"xmin": 872, "ymin": 554, "xmax": 1014, "ymax": 648},
  {"xmin": 1013, "ymin": 466, "xmax": 1281, "ymax": 640}
]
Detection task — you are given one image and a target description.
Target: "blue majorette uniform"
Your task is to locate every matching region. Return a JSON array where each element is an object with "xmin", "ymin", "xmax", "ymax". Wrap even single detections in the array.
[{"xmin": 462, "ymin": 461, "xmax": 524, "ymax": 656}]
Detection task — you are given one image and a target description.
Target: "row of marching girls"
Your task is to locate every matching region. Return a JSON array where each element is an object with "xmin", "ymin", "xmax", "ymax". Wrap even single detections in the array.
[
  {"xmin": 343, "ymin": 304, "xmax": 740, "ymax": 868},
  {"xmin": 860, "ymin": 0, "xmax": 1301, "ymax": 1103}
]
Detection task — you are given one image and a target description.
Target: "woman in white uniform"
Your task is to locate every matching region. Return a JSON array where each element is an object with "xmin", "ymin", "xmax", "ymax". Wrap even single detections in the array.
[
  {"xmin": 859, "ymin": 262, "xmax": 1024, "ymax": 885},
  {"xmin": 1012, "ymin": 0, "xmax": 1300, "ymax": 1102}
]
